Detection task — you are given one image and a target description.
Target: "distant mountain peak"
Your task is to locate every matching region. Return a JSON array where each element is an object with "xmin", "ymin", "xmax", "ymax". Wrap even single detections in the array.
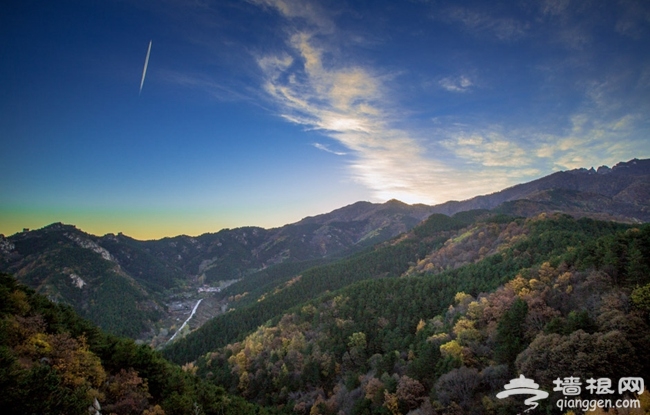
[
  {"xmin": 42, "ymin": 222, "xmax": 78, "ymax": 232},
  {"xmin": 384, "ymin": 198, "xmax": 407, "ymax": 206}
]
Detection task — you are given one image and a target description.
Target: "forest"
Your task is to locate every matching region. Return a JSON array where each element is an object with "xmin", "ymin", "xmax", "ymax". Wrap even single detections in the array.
[
  {"xmin": 170, "ymin": 213, "xmax": 650, "ymax": 414},
  {"xmin": 0, "ymin": 272, "xmax": 280, "ymax": 414},
  {"xmin": 2, "ymin": 212, "xmax": 649, "ymax": 414}
]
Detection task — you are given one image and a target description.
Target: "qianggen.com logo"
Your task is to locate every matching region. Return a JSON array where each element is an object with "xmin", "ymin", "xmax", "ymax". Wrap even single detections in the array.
[{"xmin": 496, "ymin": 375, "xmax": 645, "ymax": 413}]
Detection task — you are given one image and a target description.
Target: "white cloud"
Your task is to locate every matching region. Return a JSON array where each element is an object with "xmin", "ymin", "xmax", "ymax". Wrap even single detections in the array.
[
  {"xmin": 313, "ymin": 143, "xmax": 346, "ymax": 156},
  {"xmin": 247, "ymin": 0, "xmax": 334, "ymax": 32},
  {"xmin": 443, "ymin": 110, "xmax": 650, "ymax": 175},
  {"xmin": 535, "ymin": 113, "xmax": 649, "ymax": 170},
  {"xmin": 248, "ymin": 0, "xmax": 650, "ymax": 206},
  {"xmin": 256, "ymin": 29, "xmax": 473, "ymax": 204},
  {"xmin": 255, "ymin": 29, "xmax": 561, "ymax": 204},
  {"xmin": 439, "ymin": 75, "xmax": 473, "ymax": 93},
  {"xmin": 442, "ymin": 131, "xmax": 530, "ymax": 168}
]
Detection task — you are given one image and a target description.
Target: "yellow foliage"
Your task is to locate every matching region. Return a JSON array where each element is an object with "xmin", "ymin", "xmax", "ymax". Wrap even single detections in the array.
[
  {"xmin": 10, "ymin": 290, "xmax": 30, "ymax": 315},
  {"xmin": 383, "ymin": 390, "xmax": 402, "ymax": 415},
  {"xmin": 440, "ymin": 340, "xmax": 462, "ymax": 360},
  {"xmin": 143, "ymin": 405, "xmax": 166, "ymax": 415},
  {"xmin": 556, "ymin": 271, "xmax": 572, "ymax": 285},
  {"xmin": 506, "ymin": 275, "xmax": 528, "ymax": 295},
  {"xmin": 182, "ymin": 362, "xmax": 197, "ymax": 375},
  {"xmin": 238, "ymin": 371, "xmax": 250, "ymax": 393},
  {"xmin": 27, "ymin": 333, "xmax": 52, "ymax": 355},
  {"xmin": 452, "ymin": 318, "xmax": 474, "ymax": 336},
  {"xmin": 301, "ymin": 304, "xmax": 317, "ymax": 316},
  {"xmin": 528, "ymin": 278, "xmax": 542, "ymax": 290},
  {"xmin": 467, "ymin": 297, "xmax": 489, "ymax": 320},
  {"xmin": 416, "ymin": 319, "xmax": 426, "ymax": 333},
  {"xmin": 453, "ymin": 318, "xmax": 481, "ymax": 345},
  {"xmin": 348, "ymin": 332, "xmax": 367, "ymax": 350},
  {"xmin": 538, "ymin": 262, "xmax": 556, "ymax": 283},
  {"xmin": 229, "ymin": 350, "xmax": 249, "ymax": 372},
  {"xmin": 454, "ymin": 292, "xmax": 473, "ymax": 306},
  {"xmin": 54, "ymin": 340, "xmax": 106, "ymax": 389}
]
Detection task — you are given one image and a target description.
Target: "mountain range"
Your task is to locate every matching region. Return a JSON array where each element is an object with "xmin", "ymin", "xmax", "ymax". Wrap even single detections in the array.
[{"xmin": 1, "ymin": 158, "xmax": 649, "ymax": 340}]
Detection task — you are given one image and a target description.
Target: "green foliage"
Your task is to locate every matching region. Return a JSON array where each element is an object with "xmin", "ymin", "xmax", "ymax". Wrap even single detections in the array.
[
  {"xmin": 494, "ymin": 297, "xmax": 528, "ymax": 368},
  {"xmin": 221, "ymin": 258, "xmax": 327, "ymax": 308},
  {"xmin": 164, "ymin": 212, "xmax": 472, "ymax": 364},
  {"xmin": 174, "ymin": 215, "xmax": 650, "ymax": 414},
  {"xmin": 98, "ymin": 236, "xmax": 186, "ymax": 292},
  {"xmin": 631, "ymin": 283, "xmax": 650, "ymax": 313},
  {"xmin": 3, "ymin": 229, "xmax": 166, "ymax": 339},
  {"xmin": 0, "ymin": 273, "xmax": 277, "ymax": 415}
]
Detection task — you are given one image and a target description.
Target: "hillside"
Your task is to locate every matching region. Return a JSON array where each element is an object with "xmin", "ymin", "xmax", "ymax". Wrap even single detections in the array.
[
  {"xmin": 0, "ymin": 223, "xmax": 171, "ymax": 338},
  {"xmin": 0, "ymin": 200, "xmax": 440, "ymax": 340},
  {"xmin": 2, "ymin": 158, "xmax": 650, "ymax": 414},
  {"xmin": 186, "ymin": 215, "xmax": 650, "ymax": 414},
  {"xmin": 162, "ymin": 212, "xmax": 631, "ymax": 364},
  {"xmin": 0, "ymin": 273, "xmax": 279, "ymax": 415},
  {"xmin": 2, "ymin": 158, "xmax": 649, "ymax": 343},
  {"xmin": 126, "ymin": 199, "xmax": 439, "ymax": 284}
]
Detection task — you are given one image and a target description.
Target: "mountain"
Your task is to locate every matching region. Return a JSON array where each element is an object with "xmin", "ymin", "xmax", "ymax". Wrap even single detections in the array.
[
  {"xmin": 184, "ymin": 215, "xmax": 650, "ymax": 414},
  {"xmin": 3, "ymin": 159, "xmax": 650, "ymax": 414},
  {"xmin": 0, "ymin": 223, "xmax": 174, "ymax": 338},
  {"xmin": 0, "ymin": 200, "xmax": 440, "ymax": 340},
  {"xmin": 2, "ymin": 158, "xmax": 649, "ymax": 341},
  {"xmin": 430, "ymin": 158, "xmax": 650, "ymax": 222},
  {"xmin": 161, "ymin": 207, "xmax": 634, "ymax": 365},
  {"xmin": 0, "ymin": 273, "xmax": 276, "ymax": 415},
  {"xmin": 125, "ymin": 198, "xmax": 438, "ymax": 283}
]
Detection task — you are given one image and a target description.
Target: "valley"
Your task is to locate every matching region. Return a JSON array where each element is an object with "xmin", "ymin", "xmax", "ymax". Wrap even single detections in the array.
[
  {"xmin": 147, "ymin": 280, "xmax": 236, "ymax": 348},
  {"xmin": 2, "ymin": 158, "xmax": 650, "ymax": 414}
]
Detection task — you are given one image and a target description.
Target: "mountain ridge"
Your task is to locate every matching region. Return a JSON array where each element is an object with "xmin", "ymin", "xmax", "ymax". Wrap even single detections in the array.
[
  {"xmin": 2, "ymin": 158, "xmax": 649, "ymax": 340},
  {"xmin": 429, "ymin": 158, "xmax": 650, "ymax": 221}
]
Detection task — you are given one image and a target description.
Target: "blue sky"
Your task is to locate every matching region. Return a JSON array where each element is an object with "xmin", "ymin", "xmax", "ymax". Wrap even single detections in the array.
[{"xmin": 1, "ymin": 0, "xmax": 649, "ymax": 239}]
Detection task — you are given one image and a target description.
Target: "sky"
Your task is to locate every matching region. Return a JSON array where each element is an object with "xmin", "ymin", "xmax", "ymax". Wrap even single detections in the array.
[{"xmin": 1, "ymin": 0, "xmax": 649, "ymax": 240}]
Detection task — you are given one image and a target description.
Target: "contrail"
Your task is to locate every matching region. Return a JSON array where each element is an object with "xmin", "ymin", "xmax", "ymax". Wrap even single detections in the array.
[{"xmin": 139, "ymin": 40, "xmax": 152, "ymax": 95}]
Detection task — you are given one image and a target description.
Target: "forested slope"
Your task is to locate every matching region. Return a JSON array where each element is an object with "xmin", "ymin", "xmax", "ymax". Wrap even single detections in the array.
[
  {"xmin": 162, "ymin": 211, "xmax": 488, "ymax": 364},
  {"xmin": 168, "ymin": 215, "xmax": 650, "ymax": 414},
  {"xmin": 164, "ymin": 213, "xmax": 628, "ymax": 366},
  {"xmin": 0, "ymin": 273, "xmax": 280, "ymax": 415}
]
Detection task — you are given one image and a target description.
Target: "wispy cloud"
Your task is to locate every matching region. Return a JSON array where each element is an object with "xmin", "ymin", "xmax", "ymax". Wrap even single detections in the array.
[
  {"xmin": 257, "ymin": 30, "xmax": 458, "ymax": 203},
  {"xmin": 165, "ymin": 0, "xmax": 650, "ymax": 205},
  {"xmin": 442, "ymin": 7, "xmax": 529, "ymax": 41},
  {"xmin": 439, "ymin": 75, "xmax": 474, "ymax": 93},
  {"xmin": 443, "ymin": 131, "xmax": 530, "ymax": 168},
  {"xmin": 313, "ymin": 143, "xmax": 346, "ymax": 156},
  {"xmin": 247, "ymin": 0, "xmax": 334, "ymax": 32},
  {"xmin": 158, "ymin": 69, "xmax": 254, "ymax": 102},
  {"xmin": 441, "ymin": 109, "xmax": 649, "ymax": 177},
  {"xmin": 533, "ymin": 113, "xmax": 649, "ymax": 170},
  {"xmin": 247, "ymin": 0, "xmax": 648, "ymax": 205}
]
